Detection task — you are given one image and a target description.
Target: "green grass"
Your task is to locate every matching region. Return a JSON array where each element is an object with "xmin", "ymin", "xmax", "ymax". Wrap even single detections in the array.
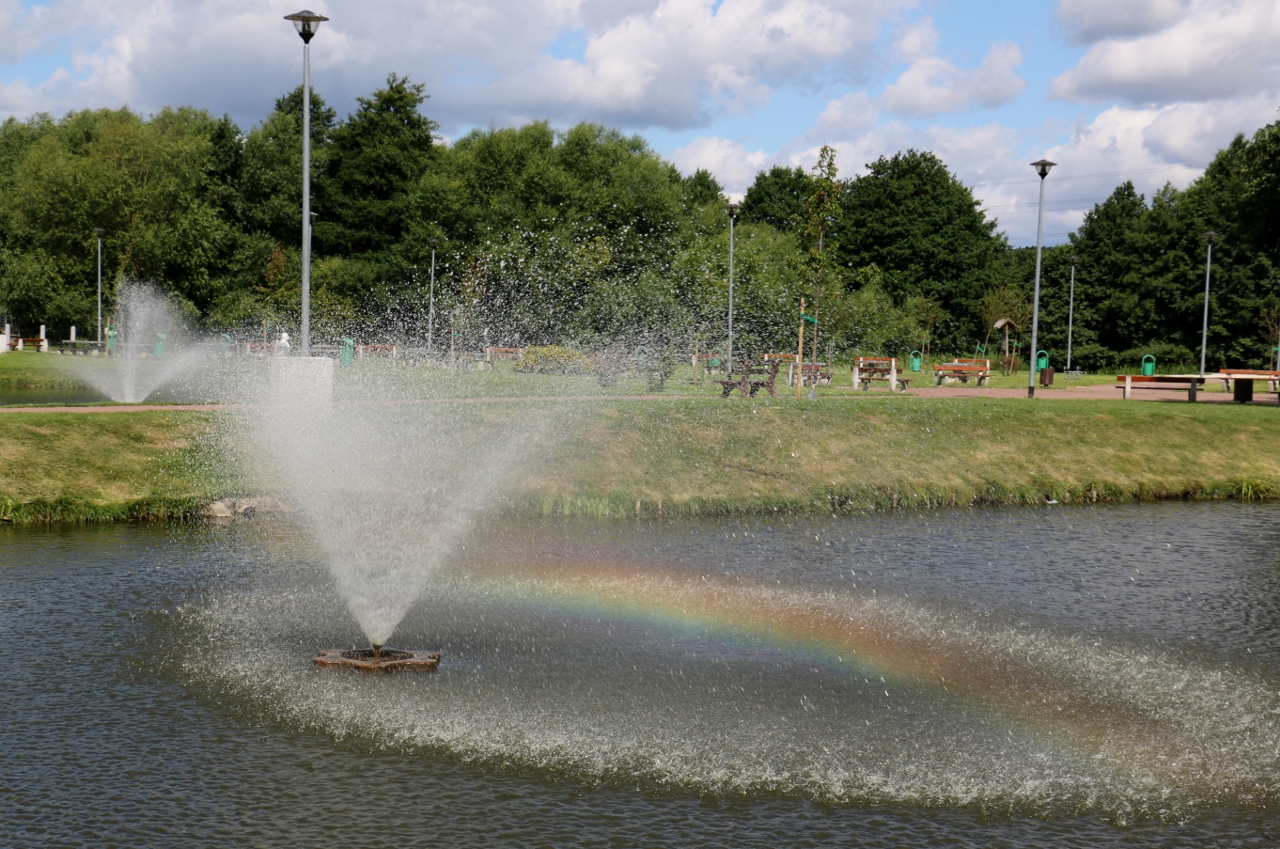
[
  {"xmin": 0, "ymin": 350, "xmax": 95, "ymax": 390},
  {"xmin": 0, "ymin": 410, "xmax": 243, "ymax": 522},
  {"xmin": 3, "ymin": 374, "xmax": 1276, "ymax": 524}
]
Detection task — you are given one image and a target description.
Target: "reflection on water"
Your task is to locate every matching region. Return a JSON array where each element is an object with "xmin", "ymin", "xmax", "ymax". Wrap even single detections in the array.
[{"xmin": 3, "ymin": 503, "xmax": 1280, "ymax": 848}]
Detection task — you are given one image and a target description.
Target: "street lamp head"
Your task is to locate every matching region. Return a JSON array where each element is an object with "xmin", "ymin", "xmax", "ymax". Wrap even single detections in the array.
[
  {"xmin": 94, "ymin": 227, "xmax": 105, "ymax": 237},
  {"xmin": 1070, "ymin": 255, "xmax": 1077, "ymax": 266},
  {"xmin": 285, "ymin": 10, "xmax": 328, "ymax": 44},
  {"xmin": 309, "ymin": 211, "xmax": 318, "ymax": 221},
  {"xmin": 725, "ymin": 202, "xmax": 740, "ymax": 217},
  {"xmin": 428, "ymin": 238, "xmax": 441, "ymax": 248},
  {"xmin": 1204, "ymin": 230, "xmax": 1218, "ymax": 244},
  {"xmin": 1031, "ymin": 159, "xmax": 1056, "ymax": 179}
]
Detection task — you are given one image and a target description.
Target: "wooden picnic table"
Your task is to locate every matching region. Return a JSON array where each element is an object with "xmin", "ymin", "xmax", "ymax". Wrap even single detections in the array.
[
  {"xmin": 852, "ymin": 357, "xmax": 907, "ymax": 391},
  {"xmin": 1115, "ymin": 374, "xmax": 1208, "ymax": 401},
  {"xmin": 716, "ymin": 359, "xmax": 780, "ymax": 397},
  {"xmin": 932, "ymin": 361, "xmax": 990, "ymax": 386}
]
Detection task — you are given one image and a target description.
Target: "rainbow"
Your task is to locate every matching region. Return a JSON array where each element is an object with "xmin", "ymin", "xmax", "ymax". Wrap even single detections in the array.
[{"xmin": 467, "ymin": 554, "xmax": 1279, "ymax": 792}]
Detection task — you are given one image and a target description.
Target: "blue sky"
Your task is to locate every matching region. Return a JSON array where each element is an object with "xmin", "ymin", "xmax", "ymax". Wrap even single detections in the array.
[{"xmin": 2, "ymin": 0, "xmax": 1277, "ymax": 245}]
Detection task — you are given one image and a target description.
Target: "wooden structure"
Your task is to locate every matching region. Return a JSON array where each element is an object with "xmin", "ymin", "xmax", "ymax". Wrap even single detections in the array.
[
  {"xmin": 933, "ymin": 359, "xmax": 991, "ymax": 386},
  {"xmin": 851, "ymin": 357, "xmax": 908, "ymax": 392},
  {"xmin": 716, "ymin": 359, "xmax": 780, "ymax": 397},
  {"xmin": 1115, "ymin": 374, "xmax": 1207, "ymax": 401},
  {"xmin": 787, "ymin": 361, "xmax": 832, "ymax": 388}
]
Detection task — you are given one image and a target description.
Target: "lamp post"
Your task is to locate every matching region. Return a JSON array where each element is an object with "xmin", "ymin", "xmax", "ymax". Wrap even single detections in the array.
[
  {"xmin": 94, "ymin": 228, "xmax": 105, "ymax": 344},
  {"xmin": 1028, "ymin": 159, "xmax": 1055, "ymax": 398},
  {"xmin": 1066, "ymin": 254, "xmax": 1077, "ymax": 371},
  {"xmin": 1200, "ymin": 231, "xmax": 1217, "ymax": 377},
  {"xmin": 427, "ymin": 238, "xmax": 439, "ymax": 356},
  {"xmin": 725, "ymin": 202, "xmax": 739, "ymax": 375},
  {"xmin": 284, "ymin": 9, "xmax": 328, "ymax": 357}
]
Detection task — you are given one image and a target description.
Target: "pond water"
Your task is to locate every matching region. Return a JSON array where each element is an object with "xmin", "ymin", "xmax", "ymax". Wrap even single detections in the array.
[{"xmin": 3, "ymin": 502, "xmax": 1279, "ymax": 847}]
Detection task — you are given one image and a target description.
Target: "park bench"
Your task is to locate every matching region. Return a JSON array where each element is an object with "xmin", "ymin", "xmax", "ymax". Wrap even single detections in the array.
[
  {"xmin": 483, "ymin": 346, "xmax": 523, "ymax": 362},
  {"xmin": 787, "ymin": 361, "xmax": 832, "ymax": 388},
  {"xmin": 12, "ymin": 337, "xmax": 48, "ymax": 352},
  {"xmin": 851, "ymin": 356, "xmax": 908, "ymax": 392},
  {"xmin": 717, "ymin": 359, "xmax": 780, "ymax": 397},
  {"xmin": 358, "ymin": 344, "xmax": 399, "ymax": 362},
  {"xmin": 1115, "ymin": 374, "xmax": 1207, "ymax": 401},
  {"xmin": 1216, "ymin": 369, "xmax": 1280, "ymax": 403},
  {"xmin": 933, "ymin": 359, "xmax": 990, "ymax": 386}
]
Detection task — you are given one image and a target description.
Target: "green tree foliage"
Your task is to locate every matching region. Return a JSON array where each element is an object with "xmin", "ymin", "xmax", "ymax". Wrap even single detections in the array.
[
  {"xmin": 835, "ymin": 149, "xmax": 1005, "ymax": 350},
  {"xmin": 740, "ymin": 166, "xmax": 812, "ymax": 231}
]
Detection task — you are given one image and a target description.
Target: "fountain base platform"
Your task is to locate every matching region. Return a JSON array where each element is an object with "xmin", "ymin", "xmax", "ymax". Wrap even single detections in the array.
[{"xmin": 313, "ymin": 648, "xmax": 441, "ymax": 674}]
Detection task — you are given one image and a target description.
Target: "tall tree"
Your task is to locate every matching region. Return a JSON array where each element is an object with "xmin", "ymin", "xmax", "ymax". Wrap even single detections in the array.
[
  {"xmin": 835, "ymin": 149, "xmax": 1006, "ymax": 350},
  {"xmin": 740, "ymin": 166, "xmax": 812, "ymax": 231},
  {"xmin": 325, "ymin": 73, "xmax": 438, "ymax": 256}
]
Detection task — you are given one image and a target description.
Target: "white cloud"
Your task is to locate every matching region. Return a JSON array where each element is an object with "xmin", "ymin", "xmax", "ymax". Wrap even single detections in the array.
[
  {"xmin": 880, "ymin": 42, "xmax": 1025, "ymax": 117},
  {"xmin": 0, "ymin": 0, "xmax": 915, "ymax": 134},
  {"xmin": 1051, "ymin": 0, "xmax": 1280, "ymax": 104},
  {"xmin": 670, "ymin": 135, "xmax": 770, "ymax": 194},
  {"xmin": 891, "ymin": 16, "xmax": 937, "ymax": 61},
  {"xmin": 1055, "ymin": 0, "xmax": 1189, "ymax": 44},
  {"xmin": 1143, "ymin": 95, "xmax": 1280, "ymax": 163}
]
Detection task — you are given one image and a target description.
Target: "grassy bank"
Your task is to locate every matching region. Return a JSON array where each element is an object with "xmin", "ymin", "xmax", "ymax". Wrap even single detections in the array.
[
  {"xmin": 0, "ymin": 411, "xmax": 239, "ymax": 522},
  {"xmin": 3, "ymin": 395, "xmax": 1279, "ymax": 523}
]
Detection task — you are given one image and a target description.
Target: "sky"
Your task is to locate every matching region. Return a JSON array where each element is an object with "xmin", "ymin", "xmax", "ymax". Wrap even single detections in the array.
[{"xmin": 1, "ymin": 0, "xmax": 1277, "ymax": 246}]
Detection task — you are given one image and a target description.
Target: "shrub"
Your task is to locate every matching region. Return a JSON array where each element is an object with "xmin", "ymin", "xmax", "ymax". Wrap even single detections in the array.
[{"xmin": 512, "ymin": 345, "xmax": 592, "ymax": 375}]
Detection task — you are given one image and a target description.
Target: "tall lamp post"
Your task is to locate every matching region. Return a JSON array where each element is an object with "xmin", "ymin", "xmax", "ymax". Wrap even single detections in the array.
[
  {"xmin": 725, "ymin": 202, "xmax": 739, "ymax": 375},
  {"xmin": 427, "ymin": 238, "xmax": 440, "ymax": 356},
  {"xmin": 1066, "ymin": 255, "xmax": 1077, "ymax": 371},
  {"xmin": 1200, "ymin": 231, "xmax": 1217, "ymax": 377},
  {"xmin": 1028, "ymin": 159, "xmax": 1055, "ymax": 398},
  {"xmin": 284, "ymin": 9, "xmax": 328, "ymax": 357},
  {"xmin": 94, "ymin": 228, "xmax": 105, "ymax": 344}
]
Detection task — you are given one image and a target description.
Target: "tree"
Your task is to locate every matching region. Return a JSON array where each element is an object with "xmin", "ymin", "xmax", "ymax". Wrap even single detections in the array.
[
  {"xmin": 835, "ymin": 149, "xmax": 1006, "ymax": 350},
  {"xmin": 325, "ymin": 73, "xmax": 438, "ymax": 257},
  {"xmin": 740, "ymin": 166, "xmax": 812, "ymax": 231}
]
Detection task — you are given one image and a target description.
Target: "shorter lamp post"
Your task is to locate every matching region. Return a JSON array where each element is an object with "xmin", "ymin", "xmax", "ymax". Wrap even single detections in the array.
[
  {"xmin": 427, "ymin": 238, "xmax": 440, "ymax": 355},
  {"xmin": 94, "ymin": 228, "xmax": 105, "ymax": 344},
  {"xmin": 1066, "ymin": 255, "xmax": 1077, "ymax": 371},
  {"xmin": 1200, "ymin": 231, "xmax": 1217, "ymax": 377},
  {"xmin": 724, "ymin": 202, "xmax": 739, "ymax": 375},
  {"xmin": 1028, "ymin": 158, "xmax": 1056, "ymax": 398}
]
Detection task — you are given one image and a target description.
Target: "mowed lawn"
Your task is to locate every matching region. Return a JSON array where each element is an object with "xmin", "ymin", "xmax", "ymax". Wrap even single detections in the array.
[{"xmin": 4, "ymin": 393, "xmax": 1277, "ymax": 522}]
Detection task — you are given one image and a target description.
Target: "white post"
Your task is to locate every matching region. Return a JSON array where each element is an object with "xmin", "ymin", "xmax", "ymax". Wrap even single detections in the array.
[
  {"xmin": 0, "ymin": 323, "xmax": 9, "ymax": 353},
  {"xmin": 1124, "ymin": 374, "xmax": 1132, "ymax": 400},
  {"xmin": 39, "ymin": 325, "xmax": 48, "ymax": 352},
  {"xmin": 889, "ymin": 358, "xmax": 898, "ymax": 392},
  {"xmin": 852, "ymin": 360, "xmax": 861, "ymax": 389}
]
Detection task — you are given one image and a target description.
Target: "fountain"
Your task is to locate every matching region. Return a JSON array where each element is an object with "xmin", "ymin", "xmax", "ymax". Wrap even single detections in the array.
[
  {"xmin": 65, "ymin": 280, "xmax": 207, "ymax": 403},
  {"xmin": 252, "ymin": 343, "xmax": 570, "ymax": 673}
]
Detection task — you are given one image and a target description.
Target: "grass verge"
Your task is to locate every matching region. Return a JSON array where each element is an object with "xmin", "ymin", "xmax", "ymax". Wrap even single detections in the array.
[{"xmin": 2, "ymin": 395, "xmax": 1279, "ymax": 523}]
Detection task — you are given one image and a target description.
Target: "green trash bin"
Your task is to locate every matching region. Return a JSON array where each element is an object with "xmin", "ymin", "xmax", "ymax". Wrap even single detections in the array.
[
  {"xmin": 1141, "ymin": 354, "xmax": 1155, "ymax": 376},
  {"xmin": 340, "ymin": 337, "xmax": 355, "ymax": 367},
  {"xmin": 153, "ymin": 332, "xmax": 166, "ymax": 359},
  {"xmin": 1036, "ymin": 350, "xmax": 1049, "ymax": 371},
  {"xmin": 909, "ymin": 350, "xmax": 922, "ymax": 372}
]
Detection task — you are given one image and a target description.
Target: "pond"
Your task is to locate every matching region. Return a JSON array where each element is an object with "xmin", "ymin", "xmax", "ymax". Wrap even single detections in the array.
[{"xmin": 2, "ymin": 502, "xmax": 1279, "ymax": 847}]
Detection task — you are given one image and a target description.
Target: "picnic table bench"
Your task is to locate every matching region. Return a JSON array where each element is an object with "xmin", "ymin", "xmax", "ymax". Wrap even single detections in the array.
[
  {"xmin": 851, "ymin": 357, "xmax": 908, "ymax": 391},
  {"xmin": 483, "ymin": 346, "xmax": 523, "ymax": 362},
  {"xmin": 933, "ymin": 359, "xmax": 990, "ymax": 386},
  {"xmin": 1219, "ymin": 369, "xmax": 1280, "ymax": 402},
  {"xmin": 1116, "ymin": 374, "xmax": 1207, "ymax": 401},
  {"xmin": 716, "ymin": 359, "xmax": 780, "ymax": 397},
  {"xmin": 787, "ymin": 361, "xmax": 832, "ymax": 387}
]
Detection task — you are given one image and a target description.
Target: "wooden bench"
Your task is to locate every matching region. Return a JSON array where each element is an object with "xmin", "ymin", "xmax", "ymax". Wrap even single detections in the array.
[
  {"xmin": 482, "ymin": 346, "xmax": 523, "ymax": 362},
  {"xmin": 851, "ymin": 357, "xmax": 908, "ymax": 392},
  {"xmin": 717, "ymin": 359, "xmax": 780, "ymax": 397},
  {"xmin": 1220, "ymin": 369, "xmax": 1280, "ymax": 402},
  {"xmin": 787, "ymin": 361, "xmax": 832, "ymax": 387},
  {"xmin": 1116, "ymin": 374, "xmax": 1207, "ymax": 401},
  {"xmin": 933, "ymin": 360, "xmax": 990, "ymax": 386},
  {"xmin": 11, "ymin": 337, "xmax": 48, "ymax": 352},
  {"xmin": 358, "ymin": 344, "xmax": 399, "ymax": 361}
]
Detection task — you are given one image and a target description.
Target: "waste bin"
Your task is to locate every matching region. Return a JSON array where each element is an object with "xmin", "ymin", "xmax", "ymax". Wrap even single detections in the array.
[
  {"xmin": 1141, "ymin": 354, "xmax": 1156, "ymax": 376},
  {"xmin": 1039, "ymin": 366, "xmax": 1054, "ymax": 386},
  {"xmin": 340, "ymin": 337, "xmax": 355, "ymax": 367},
  {"xmin": 909, "ymin": 351, "xmax": 922, "ymax": 372},
  {"xmin": 153, "ymin": 332, "xmax": 166, "ymax": 359},
  {"xmin": 1233, "ymin": 377, "xmax": 1254, "ymax": 403},
  {"xmin": 1036, "ymin": 350, "xmax": 1049, "ymax": 371}
]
